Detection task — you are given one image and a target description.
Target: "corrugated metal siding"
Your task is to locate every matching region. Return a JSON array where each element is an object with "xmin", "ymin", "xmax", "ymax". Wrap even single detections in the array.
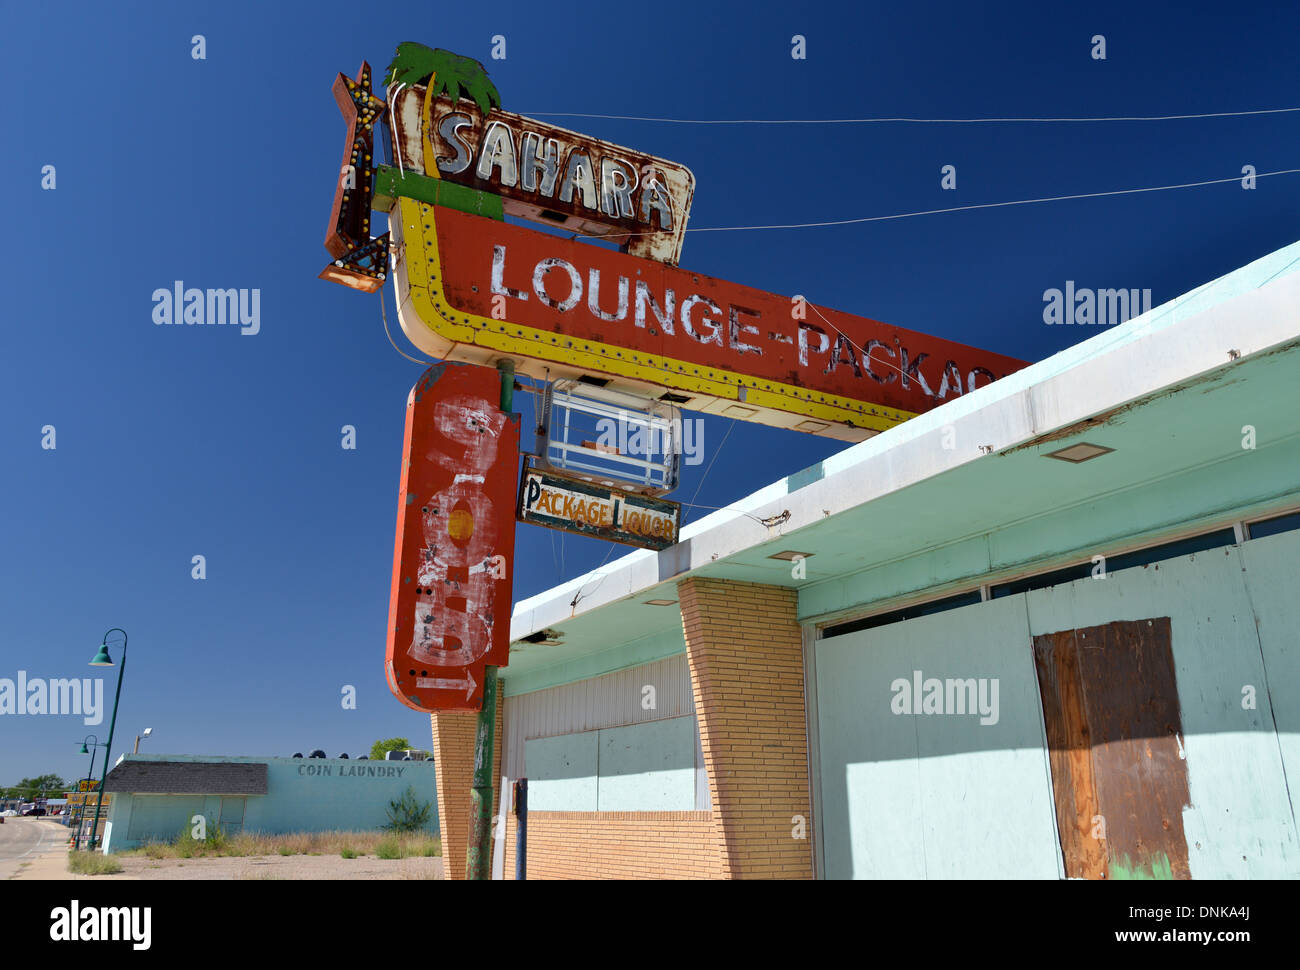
[
  {"xmin": 504, "ymin": 654, "xmax": 695, "ymax": 774},
  {"xmin": 501, "ymin": 654, "xmax": 708, "ymax": 811}
]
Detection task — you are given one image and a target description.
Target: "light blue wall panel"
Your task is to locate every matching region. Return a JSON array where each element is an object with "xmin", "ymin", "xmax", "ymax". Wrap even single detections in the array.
[
  {"xmin": 1023, "ymin": 540, "xmax": 1300, "ymax": 878},
  {"xmin": 596, "ymin": 717, "xmax": 696, "ymax": 811},
  {"xmin": 525, "ymin": 731, "xmax": 599, "ymax": 811},
  {"xmin": 1241, "ymin": 529, "xmax": 1300, "ymax": 848},
  {"xmin": 815, "ymin": 595, "xmax": 1062, "ymax": 879},
  {"xmin": 523, "ymin": 716, "xmax": 699, "ymax": 812}
]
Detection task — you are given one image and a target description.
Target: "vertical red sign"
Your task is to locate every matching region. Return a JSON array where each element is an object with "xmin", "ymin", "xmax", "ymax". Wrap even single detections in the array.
[{"xmin": 386, "ymin": 363, "xmax": 520, "ymax": 712}]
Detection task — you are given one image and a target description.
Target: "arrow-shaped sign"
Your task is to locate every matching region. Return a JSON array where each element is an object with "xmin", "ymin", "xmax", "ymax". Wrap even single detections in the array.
[
  {"xmin": 415, "ymin": 669, "xmax": 477, "ymax": 701},
  {"xmin": 320, "ymin": 61, "xmax": 390, "ymax": 293}
]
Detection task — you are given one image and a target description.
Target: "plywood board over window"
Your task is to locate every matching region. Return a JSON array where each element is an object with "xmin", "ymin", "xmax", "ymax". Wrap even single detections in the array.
[{"xmin": 1033, "ymin": 617, "xmax": 1191, "ymax": 880}]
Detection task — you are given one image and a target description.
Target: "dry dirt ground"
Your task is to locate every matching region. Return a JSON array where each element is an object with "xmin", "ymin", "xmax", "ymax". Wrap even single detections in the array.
[{"xmin": 3, "ymin": 821, "xmax": 445, "ymax": 880}]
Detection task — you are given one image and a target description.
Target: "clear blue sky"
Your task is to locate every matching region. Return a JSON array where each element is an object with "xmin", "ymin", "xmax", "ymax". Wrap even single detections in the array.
[{"xmin": 4, "ymin": 0, "xmax": 1297, "ymax": 785}]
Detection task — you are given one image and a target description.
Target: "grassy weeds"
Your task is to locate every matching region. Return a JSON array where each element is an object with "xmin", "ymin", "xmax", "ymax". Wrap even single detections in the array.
[
  {"xmin": 67, "ymin": 851, "xmax": 124, "ymax": 875},
  {"xmin": 120, "ymin": 830, "xmax": 440, "ymax": 860}
]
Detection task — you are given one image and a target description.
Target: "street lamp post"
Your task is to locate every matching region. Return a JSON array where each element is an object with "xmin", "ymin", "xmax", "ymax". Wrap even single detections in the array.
[
  {"xmin": 85, "ymin": 628, "xmax": 128, "ymax": 852},
  {"xmin": 73, "ymin": 734, "xmax": 106, "ymax": 850}
]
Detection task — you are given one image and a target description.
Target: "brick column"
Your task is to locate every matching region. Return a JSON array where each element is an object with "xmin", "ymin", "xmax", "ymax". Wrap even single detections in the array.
[
  {"xmin": 677, "ymin": 577, "xmax": 814, "ymax": 879},
  {"xmin": 430, "ymin": 699, "xmax": 503, "ymax": 880}
]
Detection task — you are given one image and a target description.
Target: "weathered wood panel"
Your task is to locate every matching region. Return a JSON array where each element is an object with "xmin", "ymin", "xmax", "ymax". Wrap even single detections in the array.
[
  {"xmin": 1034, "ymin": 618, "xmax": 1190, "ymax": 879},
  {"xmin": 1033, "ymin": 630, "xmax": 1107, "ymax": 879}
]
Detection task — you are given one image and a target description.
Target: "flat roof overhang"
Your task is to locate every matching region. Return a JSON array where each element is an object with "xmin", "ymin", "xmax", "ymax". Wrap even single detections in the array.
[{"xmin": 504, "ymin": 240, "xmax": 1300, "ymax": 693}]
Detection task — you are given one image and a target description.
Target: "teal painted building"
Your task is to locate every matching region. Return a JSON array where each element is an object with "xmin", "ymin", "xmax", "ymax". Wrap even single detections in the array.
[
  {"xmin": 100, "ymin": 753, "xmax": 438, "ymax": 853},
  {"xmin": 474, "ymin": 237, "xmax": 1300, "ymax": 879}
]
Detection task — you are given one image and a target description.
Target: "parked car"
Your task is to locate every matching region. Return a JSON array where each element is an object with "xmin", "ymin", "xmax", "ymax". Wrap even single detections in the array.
[
  {"xmin": 21, "ymin": 808, "xmax": 46, "ymax": 817},
  {"xmin": 0, "ymin": 810, "xmax": 18, "ymax": 817}
]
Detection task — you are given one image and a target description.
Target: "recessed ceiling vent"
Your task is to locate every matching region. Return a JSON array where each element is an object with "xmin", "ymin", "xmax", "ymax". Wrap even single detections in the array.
[{"xmin": 1045, "ymin": 442, "xmax": 1114, "ymax": 463}]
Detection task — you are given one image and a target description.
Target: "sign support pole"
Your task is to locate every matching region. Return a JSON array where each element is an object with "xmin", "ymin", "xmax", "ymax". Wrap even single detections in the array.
[
  {"xmin": 514, "ymin": 778, "xmax": 528, "ymax": 880},
  {"xmin": 465, "ymin": 359, "xmax": 515, "ymax": 880},
  {"xmin": 465, "ymin": 667, "xmax": 498, "ymax": 879}
]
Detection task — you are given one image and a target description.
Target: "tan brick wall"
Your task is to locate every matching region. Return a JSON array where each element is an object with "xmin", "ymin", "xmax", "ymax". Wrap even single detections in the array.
[
  {"xmin": 461, "ymin": 578, "xmax": 812, "ymax": 880},
  {"xmin": 499, "ymin": 810, "xmax": 725, "ymax": 879},
  {"xmin": 430, "ymin": 697, "xmax": 503, "ymax": 880},
  {"xmin": 678, "ymin": 577, "xmax": 814, "ymax": 879}
]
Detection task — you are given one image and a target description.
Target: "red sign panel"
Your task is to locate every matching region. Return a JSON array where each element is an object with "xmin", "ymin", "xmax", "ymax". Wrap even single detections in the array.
[
  {"xmin": 431, "ymin": 206, "xmax": 1028, "ymax": 420},
  {"xmin": 385, "ymin": 363, "xmax": 520, "ymax": 712}
]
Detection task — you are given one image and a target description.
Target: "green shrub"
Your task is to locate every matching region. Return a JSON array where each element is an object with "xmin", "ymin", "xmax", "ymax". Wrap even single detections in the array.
[
  {"xmin": 384, "ymin": 786, "xmax": 433, "ymax": 833},
  {"xmin": 276, "ymin": 845, "xmax": 293, "ymax": 856},
  {"xmin": 376, "ymin": 837, "xmax": 401, "ymax": 860},
  {"xmin": 341, "ymin": 846, "xmax": 358, "ymax": 859}
]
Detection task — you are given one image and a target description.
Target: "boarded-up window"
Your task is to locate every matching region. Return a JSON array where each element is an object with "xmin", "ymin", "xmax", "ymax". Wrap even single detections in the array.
[
  {"xmin": 219, "ymin": 796, "xmax": 246, "ymax": 834},
  {"xmin": 126, "ymin": 795, "xmax": 206, "ymax": 842},
  {"xmin": 1033, "ymin": 618, "xmax": 1190, "ymax": 880}
]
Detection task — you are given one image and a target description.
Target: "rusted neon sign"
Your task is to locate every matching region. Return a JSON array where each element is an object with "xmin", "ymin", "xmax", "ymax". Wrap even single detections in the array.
[
  {"xmin": 389, "ymin": 198, "xmax": 1028, "ymax": 441},
  {"xmin": 385, "ymin": 363, "xmax": 519, "ymax": 712},
  {"xmin": 389, "ymin": 84, "xmax": 695, "ymax": 265},
  {"xmin": 323, "ymin": 45, "xmax": 1027, "ymax": 441}
]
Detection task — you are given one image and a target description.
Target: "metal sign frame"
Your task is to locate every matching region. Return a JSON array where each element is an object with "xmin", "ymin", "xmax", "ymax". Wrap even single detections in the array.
[{"xmin": 538, "ymin": 380, "xmax": 681, "ymax": 496}]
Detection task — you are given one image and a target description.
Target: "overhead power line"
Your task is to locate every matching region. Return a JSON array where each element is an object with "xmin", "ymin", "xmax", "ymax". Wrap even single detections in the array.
[
  {"xmin": 523, "ymin": 106, "xmax": 1300, "ymax": 125},
  {"xmin": 562, "ymin": 167, "xmax": 1299, "ymax": 239}
]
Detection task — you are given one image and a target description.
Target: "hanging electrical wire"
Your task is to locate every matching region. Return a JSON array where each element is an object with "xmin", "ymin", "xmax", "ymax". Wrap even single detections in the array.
[
  {"xmin": 684, "ymin": 419, "xmax": 737, "ymax": 525},
  {"xmin": 379, "ymin": 264, "xmax": 434, "ymax": 366},
  {"xmin": 521, "ymin": 105, "xmax": 1300, "ymax": 125},
  {"xmin": 559, "ymin": 167, "xmax": 1300, "ymax": 240}
]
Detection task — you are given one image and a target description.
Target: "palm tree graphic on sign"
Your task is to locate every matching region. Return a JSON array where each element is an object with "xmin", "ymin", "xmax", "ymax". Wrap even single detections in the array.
[{"xmin": 384, "ymin": 43, "xmax": 502, "ymax": 180}]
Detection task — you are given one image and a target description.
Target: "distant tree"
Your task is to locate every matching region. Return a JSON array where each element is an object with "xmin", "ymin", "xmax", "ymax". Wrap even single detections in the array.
[
  {"xmin": 8, "ymin": 774, "xmax": 68, "ymax": 800},
  {"xmin": 369, "ymin": 738, "xmax": 412, "ymax": 762}
]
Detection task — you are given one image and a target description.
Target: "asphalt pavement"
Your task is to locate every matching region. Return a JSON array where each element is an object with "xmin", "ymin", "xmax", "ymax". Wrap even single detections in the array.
[{"xmin": 0, "ymin": 818, "xmax": 69, "ymax": 879}]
